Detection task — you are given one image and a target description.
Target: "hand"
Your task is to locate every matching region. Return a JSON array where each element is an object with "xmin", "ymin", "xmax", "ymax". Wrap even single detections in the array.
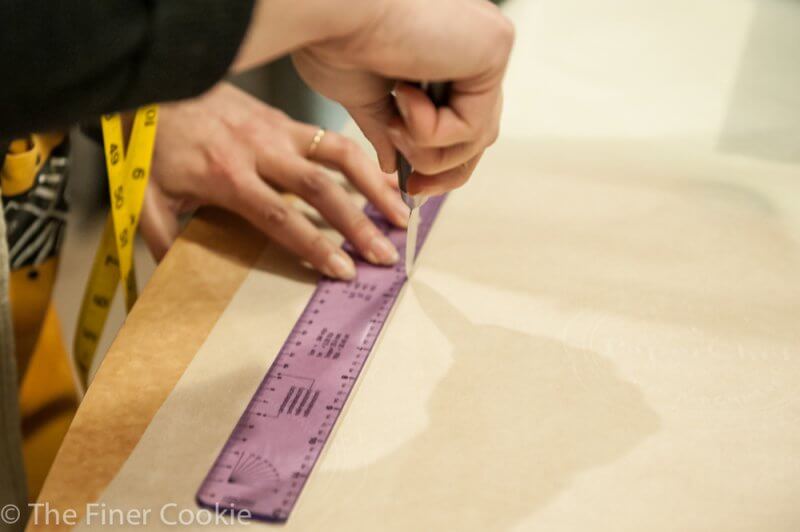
[
  {"xmin": 234, "ymin": 0, "xmax": 514, "ymax": 196},
  {"xmin": 139, "ymin": 82, "xmax": 409, "ymax": 280}
]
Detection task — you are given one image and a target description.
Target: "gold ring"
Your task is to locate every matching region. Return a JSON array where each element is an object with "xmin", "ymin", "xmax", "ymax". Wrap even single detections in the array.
[{"xmin": 307, "ymin": 128, "xmax": 326, "ymax": 157}]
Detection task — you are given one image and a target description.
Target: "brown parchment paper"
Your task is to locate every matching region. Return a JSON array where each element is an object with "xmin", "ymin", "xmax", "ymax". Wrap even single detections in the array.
[{"xmin": 29, "ymin": 211, "xmax": 267, "ymax": 531}]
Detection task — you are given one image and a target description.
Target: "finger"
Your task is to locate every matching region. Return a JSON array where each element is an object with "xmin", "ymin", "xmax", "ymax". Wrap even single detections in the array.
[
  {"xmin": 139, "ymin": 185, "xmax": 181, "ymax": 262},
  {"xmin": 384, "ymin": 172, "xmax": 400, "ymax": 190},
  {"xmin": 392, "ymin": 83, "xmax": 475, "ymax": 148},
  {"xmin": 231, "ymin": 170, "xmax": 358, "ymax": 280},
  {"xmin": 387, "ymin": 128, "xmax": 481, "ymax": 176},
  {"xmin": 347, "ymin": 100, "xmax": 398, "ymax": 173},
  {"xmin": 258, "ymin": 149, "xmax": 400, "ymax": 266},
  {"xmin": 407, "ymin": 153, "xmax": 482, "ymax": 196},
  {"xmin": 293, "ymin": 52, "xmax": 398, "ymax": 173},
  {"xmin": 297, "ymin": 127, "xmax": 408, "ymax": 227}
]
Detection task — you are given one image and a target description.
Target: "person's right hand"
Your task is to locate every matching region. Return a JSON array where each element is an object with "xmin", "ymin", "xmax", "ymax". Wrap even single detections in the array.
[
  {"xmin": 234, "ymin": 0, "xmax": 514, "ymax": 198},
  {"xmin": 290, "ymin": 0, "xmax": 514, "ymax": 197}
]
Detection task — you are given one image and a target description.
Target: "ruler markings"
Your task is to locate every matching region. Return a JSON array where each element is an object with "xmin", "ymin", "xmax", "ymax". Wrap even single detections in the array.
[{"xmin": 197, "ymin": 197, "xmax": 445, "ymax": 521}]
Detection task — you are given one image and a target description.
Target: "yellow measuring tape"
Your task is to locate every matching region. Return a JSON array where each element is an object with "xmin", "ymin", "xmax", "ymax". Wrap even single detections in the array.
[{"xmin": 74, "ymin": 106, "xmax": 159, "ymax": 386}]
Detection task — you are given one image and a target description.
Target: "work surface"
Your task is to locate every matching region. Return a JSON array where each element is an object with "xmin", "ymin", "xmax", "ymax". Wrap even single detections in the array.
[{"xmin": 35, "ymin": 0, "xmax": 800, "ymax": 530}]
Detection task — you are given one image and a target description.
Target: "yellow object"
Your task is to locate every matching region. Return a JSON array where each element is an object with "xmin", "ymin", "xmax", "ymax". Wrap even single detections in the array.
[
  {"xmin": 3, "ymin": 131, "xmax": 78, "ymax": 502},
  {"xmin": 10, "ymin": 260, "xmax": 79, "ymax": 502},
  {"xmin": 1, "ymin": 132, "xmax": 64, "ymax": 196},
  {"xmin": 8, "ymin": 260, "xmax": 60, "ymax": 383},
  {"xmin": 3, "ymin": 131, "xmax": 69, "ymax": 379},
  {"xmin": 18, "ymin": 305, "xmax": 78, "ymax": 501},
  {"xmin": 74, "ymin": 106, "xmax": 159, "ymax": 385}
]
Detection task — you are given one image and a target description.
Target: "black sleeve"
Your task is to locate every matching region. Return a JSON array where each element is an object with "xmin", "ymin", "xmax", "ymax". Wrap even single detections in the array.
[{"xmin": 0, "ymin": 0, "xmax": 255, "ymax": 139}]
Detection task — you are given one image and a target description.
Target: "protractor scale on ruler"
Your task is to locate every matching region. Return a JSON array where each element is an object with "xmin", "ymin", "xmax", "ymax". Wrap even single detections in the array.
[{"xmin": 197, "ymin": 196, "xmax": 446, "ymax": 522}]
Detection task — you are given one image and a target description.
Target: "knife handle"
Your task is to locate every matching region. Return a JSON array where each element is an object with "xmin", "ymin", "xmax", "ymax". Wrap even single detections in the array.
[
  {"xmin": 422, "ymin": 81, "xmax": 451, "ymax": 108},
  {"xmin": 397, "ymin": 82, "xmax": 452, "ymax": 198}
]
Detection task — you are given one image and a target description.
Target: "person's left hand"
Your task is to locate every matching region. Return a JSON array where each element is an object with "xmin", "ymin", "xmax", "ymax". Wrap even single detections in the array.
[{"xmin": 139, "ymin": 82, "xmax": 410, "ymax": 280}]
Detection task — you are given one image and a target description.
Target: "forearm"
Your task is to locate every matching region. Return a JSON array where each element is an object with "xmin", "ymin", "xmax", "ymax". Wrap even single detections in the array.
[
  {"xmin": 231, "ymin": 0, "xmax": 379, "ymax": 72},
  {"xmin": 0, "ymin": 0, "xmax": 255, "ymax": 138}
]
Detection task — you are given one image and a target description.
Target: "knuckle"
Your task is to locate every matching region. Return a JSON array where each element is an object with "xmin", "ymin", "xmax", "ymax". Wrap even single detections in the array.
[
  {"xmin": 263, "ymin": 106, "xmax": 288, "ymax": 123},
  {"xmin": 262, "ymin": 203, "xmax": 290, "ymax": 227},
  {"xmin": 487, "ymin": 125, "xmax": 501, "ymax": 146},
  {"xmin": 410, "ymin": 126, "xmax": 435, "ymax": 146},
  {"xmin": 351, "ymin": 215, "xmax": 378, "ymax": 239},
  {"xmin": 481, "ymin": 14, "xmax": 515, "ymax": 68},
  {"xmin": 350, "ymin": 213, "xmax": 374, "ymax": 238},
  {"xmin": 299, "ymin": 170, "xmax": 332, "ymax": 199},
  {"xmin": 204, "ymin": 145, "xmax": 237, "ymax": 183},
  {"xmin": 234, "ymin": 118, "xmax": 260, "ymax": 140},
  {"xmin": 335, "ymin": 137, "xmax": 358, "ymax": 163},
  {"xmin": 493, "ymin": 16, "xmax": 516, "ymax": 56},
  {"xmin": 309, "ymin": 232, "xmax": 327, "ymax": 251},
  {"xmin": 408, "ymin": 151, "xmax": 440, "ymax": 176},
  {"xmin": 453, "ymin": 164, "xmax": 473, "ymax": 189},
  {"xmin": 307, "ymin": 232, "xmax": 332, "ymax": 263},
  {"xmin": 204, "ymin": 145, "xmax": 250, "ymax": 201}
]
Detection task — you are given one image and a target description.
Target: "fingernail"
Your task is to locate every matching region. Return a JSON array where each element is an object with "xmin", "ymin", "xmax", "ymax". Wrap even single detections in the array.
[
  {"xmin": 393, "ymin": 200, "xmax": 410, "ymax": 227},
  {"xmin": 367, "ymin": 235, "xmax": 399, "ymax": 265},
  {"xmin": 382, "ymin": 157, "xmax": 398, "ymax": 174},
  {"xmin": 326, "ymin": 251, "xmax": 356, "ymax": 280}
]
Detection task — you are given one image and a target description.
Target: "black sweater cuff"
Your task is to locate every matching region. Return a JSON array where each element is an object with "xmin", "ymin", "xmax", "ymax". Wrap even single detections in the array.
[
  {"xmin": 130, "ymin": 1, "xmax": 256, "ymax": 106},
  {"xmin": 0, "ymin": 0, "xmax": 256, "ymax": 138}
]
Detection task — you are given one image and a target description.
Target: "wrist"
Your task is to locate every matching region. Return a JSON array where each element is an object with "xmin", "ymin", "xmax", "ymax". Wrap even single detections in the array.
[{"xmin": 232, "ymin": 0, "xmax": 381, "ymax": 72}]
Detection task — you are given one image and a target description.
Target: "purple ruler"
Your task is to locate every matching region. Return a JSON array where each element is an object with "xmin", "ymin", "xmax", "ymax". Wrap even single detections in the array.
[{"xmin": 196, "ymin": 196, "xmax": 446, "ymax": 522}]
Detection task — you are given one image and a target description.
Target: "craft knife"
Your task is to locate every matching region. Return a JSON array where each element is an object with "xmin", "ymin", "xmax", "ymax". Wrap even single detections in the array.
[{"xmin": 397, "ymin": 81, "xmax": 451, "ymax": 276}]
